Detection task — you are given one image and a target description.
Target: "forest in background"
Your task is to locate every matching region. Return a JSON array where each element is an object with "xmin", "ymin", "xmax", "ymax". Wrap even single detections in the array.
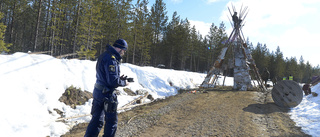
[{"xmin": 0, "ymin": 0, "xmax": 319, "ymax": 83}]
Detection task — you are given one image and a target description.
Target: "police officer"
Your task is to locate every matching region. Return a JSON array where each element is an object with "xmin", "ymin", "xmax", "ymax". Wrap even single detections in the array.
[
  {"xmin": 85, "ymin": 39, "xmax": 129, "ymax": 137},
  {"xmin": 261, "ymin": 68, "xmax": 270, "ymax": 85},
  {"xmin": 289, "ymin": 74, "xmax": 293, "ymax": 81}
]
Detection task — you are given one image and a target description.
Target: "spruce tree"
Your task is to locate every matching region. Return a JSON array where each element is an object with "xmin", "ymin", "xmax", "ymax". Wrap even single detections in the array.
[
  {"xmin": 274, "ymin": 46, "xmax": 285, "ymax": 80},
  {"xmin": 0, "ymin": 12, "xmax": 11, "ymax": 53},
  {"xmin": 207, "ymin": 23, "xmax": 218, "ymax": 65},
  {"xmin": 77, "ymin": 0, "xmax": 104, "ymax": 59},
  {"xmin": 298, "ymin": 56, "xmax": 305, "ymax": 82},
  {"xmin": 150, "ymin": 0, "xmax": 168, "ymax": 66}
]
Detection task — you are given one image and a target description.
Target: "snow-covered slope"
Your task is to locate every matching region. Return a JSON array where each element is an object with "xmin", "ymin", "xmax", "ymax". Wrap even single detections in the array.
[
  {"xmin": 0, "ymin": 52, "xmax": 319, "ymax": 137},
  {"xmin": 290, "ymin": 83, "xmax": 320, "ymax": 136},
  {"xmin": 0, "ymin": 52, "xmax": 205, "ymax": 136}
]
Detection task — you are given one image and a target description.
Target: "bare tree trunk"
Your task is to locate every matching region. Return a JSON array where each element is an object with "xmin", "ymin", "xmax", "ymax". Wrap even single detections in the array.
[
  {"xmin": 140, "ymin": 36, "xmax": 145, "ymax": 65},
  {"xmin": 9, "ymin": 1, "xmax": 16, "ymax": 47},
  {"xmin": 190, "ymin": 53, "xmax": 192, "ymax": 71},
  {"xmin": 132, "ymin": 29, "xmax": 136, "ymax": 64},
  {"xmin": 60, "ymin": 18, "xmax": 65, "ymax": 56},
  {"xmin": 87, "ymin": 11, "xmax": 92, "ymax": 50},
  {"xmin": 43, "ymin": 0, "xmax": 50, "ymax": 51},
  {"xmin": 180, "ymin": 56, "xmax": 185, "ymax": 70},
  {"xmin": 140, "ymin": 47, "xmax": 143, "ymax": 65},
  {"xmin": 86, "ymin": 5, "xmax": 92, "ymax": 60},
  {"xmin": 196, "ymin": 55, "xmax": 200, "ymax": 72},
  {"xmin": 169, "ymin": 45, "xmax": 173, "ymax": 69},
  {"xmin": 56, "ymin": 0, "xmax": 62, "ymax": 56},
  {"xmin": 73, "ymin": 0, "xmax": 81, "ymax": 57},
  {"xmin": 50, "ymin": 0, "xmax": 56, "ymax": 56},
  {"xmin": 34, "ymin": 0, "xmax": 42, "ymax": 52},
  {"xmin": 100, "ymin": 39, "xmax": 103, "ymax": 55}
]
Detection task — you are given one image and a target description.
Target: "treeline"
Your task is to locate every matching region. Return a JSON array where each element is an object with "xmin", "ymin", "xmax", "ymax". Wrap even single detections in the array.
[
  {"xmin": 0, "ymin": 0, "xmax": 228, "ymax": 72},
  {"xmin": 250, "ymin": 43, "xmax": 320, "ymax": 83},
  {"xmin": 0, "ymin": 0, "xmax": 319, "ymax": 81}
]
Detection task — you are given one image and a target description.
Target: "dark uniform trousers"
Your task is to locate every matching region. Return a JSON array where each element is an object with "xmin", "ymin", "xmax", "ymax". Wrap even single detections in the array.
[{"xmin": 84, "ymin": 87, "xmax": 118, "ymax": 137}]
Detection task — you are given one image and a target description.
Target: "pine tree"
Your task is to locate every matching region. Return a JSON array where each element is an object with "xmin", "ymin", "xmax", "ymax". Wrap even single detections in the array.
[
  {"xmin": 131, "ymin": 0, "xmax": 152, "ymax": 66},
  {"xmin": 150, "ymin": 0, "xmax": 168, "ymax": 66},
  {"xmin": 268, "ymin": 52, "xmax": 276, "ymax": 81},
  {"xmin": 72, "ymin": 0, "xmax": 82, "ymax": 57},
  {"xmin": 99, "ymin": 0, "xmax": 118, "ymax": 49},
  {"xmin": 274, "ymin": 46, "xmax": 285, "ymax": 79},
  {"xmin": 3, "ymin": 0, "xmax": 30, "ymax": 52},
  {"xmin": 76, "ymin": 0, "xmax": 105, "ymax": 59},
  {"xmin": 130, "ymin": 0, "xmax": 145, "ymax": 64},
  {"xmin": 298, "ymin": 56, "xmax": 305, "ymax": 82},
  {"xmin": 189, "ymin": 25, "xmax": 198, "ymax": 71},
  {"xmin": 0, "ymin": 12, "xmax": 11, "ymax": 53},
  {"xmin": 33, "ymin": 0, "xmax": 43, "ymax": 52},
  {"xmin": 199, "ymin": 35, "xmax": 209, "ymax": 72},
  {"xmin": 303, "ymin": 61, "xmax": 312, "ymax": 83},
  {"xmin": 252, "ymin": 43, "xmax": 270, "ymax": 73},
  {"xmin": 207, "ymin": 23, "xmax": 218, "ymax": 65},
  {"xmin": 285, "ymin": 57, "xmax": 298, "ymax": 81},
  {"xmin": 206, "ymin": 22, "xmax": 228, "ymax": 70},
  {"xmin": 115, "ymin": 0, "xmax": 132, "ymax": 39},
  {"xmin": 179, "ymin": 18, "xmax": 191, "ymax": 70},
  {"xmin": 163, "ymin": 11, "xmax": 180, "ymax": 69}
]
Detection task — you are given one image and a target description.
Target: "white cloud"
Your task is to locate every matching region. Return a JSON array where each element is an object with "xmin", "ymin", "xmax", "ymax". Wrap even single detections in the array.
[
  {"xmin": 278, "ymin": 27, "xmax": 320, "ymax": 66},
  {"xmin": 189, "ymin": 20, "xmax": 212, "ymax": 37},
  {"xmin": 207, "ymin": 0, "xmax": 222, "ymax": 3},
  {"xmin": 170, "ymin": 0, "xmax": 183, "ymax": 4},
  {"xmin": 279, "ymin": 27, "xmax": 319, "ymax": 48}
]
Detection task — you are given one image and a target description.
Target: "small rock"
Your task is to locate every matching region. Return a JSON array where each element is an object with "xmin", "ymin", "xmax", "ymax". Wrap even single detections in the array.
[
  {"xmin": 312, "ymin": 92, "xmax": 318, "ymax": 97},
  {"xmin": 136, "ymin": 89, "xmax": 148, "ymax": 95},
  {"xmin": 124, "ymin": 88, "xmax": 136, "ymax": 96},
  {"xmin": 147, "ymin": 94, "xmax": 154, "ymax": 101}
]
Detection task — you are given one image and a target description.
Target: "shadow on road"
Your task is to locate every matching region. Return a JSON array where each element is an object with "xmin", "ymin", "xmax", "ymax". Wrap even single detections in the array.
[{"xmin": 243, "ymin": 103, "xmax": 290, "ymax": 114}]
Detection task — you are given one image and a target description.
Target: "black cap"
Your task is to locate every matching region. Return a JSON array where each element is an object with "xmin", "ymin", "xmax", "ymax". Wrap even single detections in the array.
[{"xmin": 113, "ymin": 39, "xmax": 128, "ymax": 50}]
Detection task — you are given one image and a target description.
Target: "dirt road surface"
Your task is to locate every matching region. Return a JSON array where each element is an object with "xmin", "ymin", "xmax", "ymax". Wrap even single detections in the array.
[{"xmin": 62, "ymin": 88, "xmax": 310, "ymax": 137}]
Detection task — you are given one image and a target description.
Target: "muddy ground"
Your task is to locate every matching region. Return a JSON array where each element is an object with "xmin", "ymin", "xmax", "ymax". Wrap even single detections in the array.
[{"xmin": 62, "ymin": 88, "xmax": 310, "ymax": 137}]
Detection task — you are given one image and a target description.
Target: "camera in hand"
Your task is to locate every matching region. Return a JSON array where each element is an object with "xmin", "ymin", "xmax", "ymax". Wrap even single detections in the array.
[
  {"xmin": 127, "ymin": 78, "xmax": 134, "ymax": 82},
  {"xmin": 120, "ymin": 75, "xmax": 134, "ymax": 82}
]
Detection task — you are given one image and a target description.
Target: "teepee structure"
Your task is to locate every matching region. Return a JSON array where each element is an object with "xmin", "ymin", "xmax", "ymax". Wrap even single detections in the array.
[{"xmin": 200, "ymin": 5, "xmax": 266, "ymax": 91}]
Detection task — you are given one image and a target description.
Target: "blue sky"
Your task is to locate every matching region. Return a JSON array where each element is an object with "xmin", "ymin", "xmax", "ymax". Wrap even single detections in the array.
[{"xmin": 146, "ymin": 0, "xmax": 320, "ymax": 67}]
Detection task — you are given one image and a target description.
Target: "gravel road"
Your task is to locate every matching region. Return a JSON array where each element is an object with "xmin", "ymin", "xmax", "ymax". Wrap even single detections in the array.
[{"xmin": 62, "ymin": 88, "xmax": 310, "ymax": 137}]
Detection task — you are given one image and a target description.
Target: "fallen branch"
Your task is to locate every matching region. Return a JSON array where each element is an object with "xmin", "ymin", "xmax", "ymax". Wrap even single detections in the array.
[
  {"xmin": 56, "ymin": 114, "xmax": 91, "ymax": 122},
  {"xmin": 28, "ymin": 51, "xmax": 51, "ymax": 54},
  {"xmin": 117, "ymin": 100, "xmax": 153, "ymax": 111},
  {"xmin": 136, "ymin": 92, "xmax": 149, "ymax": 104},
  {"xmin": 122, "ymin": 93, "xmax": 148, "ymax": 108},
  {"xmin": 127, "ymin": 115, "xmax": 139, "ymax": 124},
  {"xmin": 55, "ymin": 53, "xmax": 77, "ymax": 59}
]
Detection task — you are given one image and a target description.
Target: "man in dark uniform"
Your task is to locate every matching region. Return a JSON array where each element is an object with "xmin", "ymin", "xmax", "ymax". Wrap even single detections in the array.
[
  {"xmin": 261, "ymin": 68, "xmax": 270, "ymax": 85},
  {"xmin": 85, "ymin": 39, "xmax": 129, "ymax": 137},
  {"xmin": 302, "ymin": 83, "xmax": 311, "ymax": 95}
]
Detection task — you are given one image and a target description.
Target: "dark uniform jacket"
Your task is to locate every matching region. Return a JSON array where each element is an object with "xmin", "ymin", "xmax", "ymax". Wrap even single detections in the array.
[
  {"xmin": 302, "ymin": 84, "xmax": 310, "ymax": 91},
  {"xmin": 94, "ymin": 45, "xmax": 126, "ymax": 100}
]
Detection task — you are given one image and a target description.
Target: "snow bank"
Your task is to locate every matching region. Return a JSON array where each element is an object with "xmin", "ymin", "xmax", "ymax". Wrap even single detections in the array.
[
  {"xmin": 1, "ymin": 52, "xmax": 319, "ymax": 137},
  {"xmin": 290, "ymin": 83, "xmax": 320, "ymax": 136},
  {"xmin": 0, "ymin": 52, "xmax": 205, "ymax": 136}
]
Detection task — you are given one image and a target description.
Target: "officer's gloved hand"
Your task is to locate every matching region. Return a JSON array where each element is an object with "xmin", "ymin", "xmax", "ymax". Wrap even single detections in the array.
[{"xmin": 120, "ymin": 75, "xmax": 127, "ymax": 80}]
